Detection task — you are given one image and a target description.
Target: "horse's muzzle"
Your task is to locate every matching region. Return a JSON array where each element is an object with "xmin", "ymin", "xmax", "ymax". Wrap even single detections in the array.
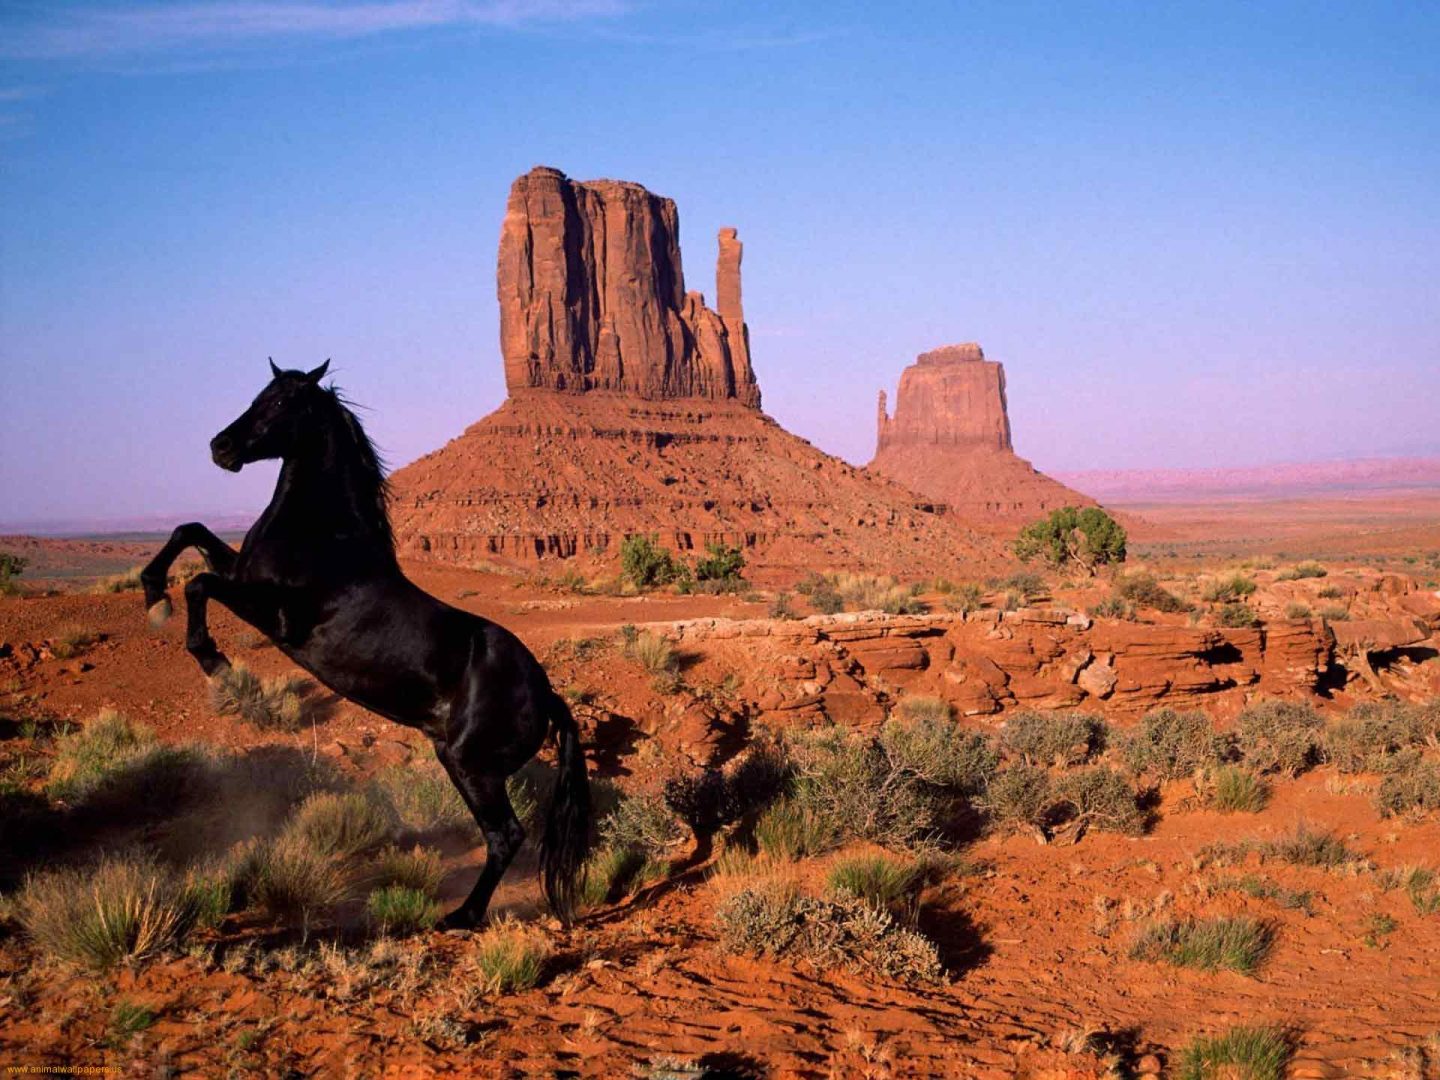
[{"xmin": 210, "ymin": 434, "xmax": 243, "ymax": 472}]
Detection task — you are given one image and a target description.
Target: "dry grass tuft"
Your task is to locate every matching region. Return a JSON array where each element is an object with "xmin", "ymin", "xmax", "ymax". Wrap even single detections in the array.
[
  {"xmin": 209, "ymin": 664, "xmax": 311, "ymax": 731},
  {"xmin": 470, "ymin": 919, "xmax": 551, "ymax": 993}
]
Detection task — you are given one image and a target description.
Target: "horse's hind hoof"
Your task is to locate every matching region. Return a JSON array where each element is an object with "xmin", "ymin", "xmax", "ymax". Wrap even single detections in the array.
[
  {"xmin": 439, "ymin": 909, "xmax": 483, "ymax": 933},
  {"xmin": 147, "ymin": 598, "xmax": 173, "ymax": 627}
]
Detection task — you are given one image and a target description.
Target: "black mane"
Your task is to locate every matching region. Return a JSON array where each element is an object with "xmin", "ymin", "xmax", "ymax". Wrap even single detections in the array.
[{"xmin": 322, "ymin": 386, "xmax": 395, "ymax": 555}]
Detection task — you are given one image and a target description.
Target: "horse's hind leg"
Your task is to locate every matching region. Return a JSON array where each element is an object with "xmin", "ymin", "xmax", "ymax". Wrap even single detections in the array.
[
  {"xmin": 141, "ymin": 523, "xmax": 237, "ymax": 627},
  {"xmin": 434, "ymin": 744, "xmax": 525, "ymax": 930}
]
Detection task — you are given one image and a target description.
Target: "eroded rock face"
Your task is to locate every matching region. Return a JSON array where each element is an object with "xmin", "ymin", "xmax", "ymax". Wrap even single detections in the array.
[
  {"xmin": 498, "ymin": 166, "xmax": 760, "ymax": 407},
  {"xmin": 876, "ymin": 344, "xmax": 1012, "ymax": 454},
  {"xmin": 869, "ymin": 342, "xmax": 1099, "ymax": 529}
]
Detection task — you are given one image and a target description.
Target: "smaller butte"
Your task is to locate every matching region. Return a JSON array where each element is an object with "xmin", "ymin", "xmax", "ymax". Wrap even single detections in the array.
[{"xmin": 868, "ymin": 343, "xmax": 1100, "ymax": 532}]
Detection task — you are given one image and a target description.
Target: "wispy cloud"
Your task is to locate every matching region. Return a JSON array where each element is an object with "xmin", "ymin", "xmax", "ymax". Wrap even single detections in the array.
[{"xmin": 2, "ymin": 1, "xmax": 630, "ymax": 60}]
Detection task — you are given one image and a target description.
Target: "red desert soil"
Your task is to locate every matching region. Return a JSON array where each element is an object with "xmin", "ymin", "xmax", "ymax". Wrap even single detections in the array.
[{"xmin": 3, "ymin": 554, "xmax": 1440, "ymax": 1078}]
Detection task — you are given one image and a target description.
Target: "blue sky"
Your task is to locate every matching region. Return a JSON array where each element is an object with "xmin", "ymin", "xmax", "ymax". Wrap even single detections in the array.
[{"xmin": 2, "ymin": 1, "xmax": 1437, "ymax": 527}]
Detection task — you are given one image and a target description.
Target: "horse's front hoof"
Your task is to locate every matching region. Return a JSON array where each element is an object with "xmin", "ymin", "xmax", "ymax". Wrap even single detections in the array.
[{"xmin": 147, "ymin": 597, "xmax": 173, "ymax": 628}]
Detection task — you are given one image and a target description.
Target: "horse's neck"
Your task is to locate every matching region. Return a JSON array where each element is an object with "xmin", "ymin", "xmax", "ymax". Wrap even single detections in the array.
[{"xmin": 248, "ymin": 434, "xmax": 385, "ymax": 556}]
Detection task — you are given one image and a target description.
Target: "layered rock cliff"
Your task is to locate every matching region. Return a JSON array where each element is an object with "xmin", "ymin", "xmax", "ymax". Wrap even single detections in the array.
[
  {"xmin": 869, "ymin": 343, "xmax": 1098, "ymax": 529},
  {"xmin": 498, "ymin": 166, "xmax": 760, "ymax": 406}
]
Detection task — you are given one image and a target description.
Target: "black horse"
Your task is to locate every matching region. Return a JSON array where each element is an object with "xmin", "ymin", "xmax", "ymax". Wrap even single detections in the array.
[{"xmin": 140, "ymin": 360, "xmax": 589, "ymax": 928}]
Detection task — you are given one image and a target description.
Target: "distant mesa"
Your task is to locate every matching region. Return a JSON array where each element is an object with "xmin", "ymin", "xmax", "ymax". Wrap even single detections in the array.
[
  {"xmin": 388, "ymin": 167, "xmax": 994, "ymax": 574},
  {"xmin": 868, "ymin": 342, "xmax": 1098, "ymax": 531},
  {"xmin": 499, "ymin": 166, "xmax": 759, "ymax": 406}
]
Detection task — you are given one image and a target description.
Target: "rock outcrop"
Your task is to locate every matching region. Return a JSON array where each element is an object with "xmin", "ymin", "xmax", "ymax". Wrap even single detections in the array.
[
  {"xmin": 869, "ymin": 343, "xmax": 1099, "ymax": 531},
  {"xmin": 390, "ymin": 168, "xmax": 997, "ymax": 574},
  {"xmin": 498, "ymin": 166, "xmax": 759, "ymax": 406}
]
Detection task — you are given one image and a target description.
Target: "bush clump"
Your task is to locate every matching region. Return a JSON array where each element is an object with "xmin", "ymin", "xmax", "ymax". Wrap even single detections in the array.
[
  {"xmin": 1206, "ymin": 766, "xmax": 1270, "ymax": 813},
  {"xmin": 1122, "ymin": 708, "xmax": 1228, "ymax": 780},
  {"xmin": 370, "ymin": 759, "xmax": 478, "ymax": 839},
  {"xmin": 370, "ymin": 844, "xmax": 443, "ymax": 895},
  {"xmin": 1215, "ymin": 602, "xmax": 1260, "ymax": 628},
  {"xmin": 692, "ymin": 543, "xmax": 745, "ymax": 587},
  {"xmin": 1014, "ymin": 506, "xmax": 1127, "ymax": 574},
  {"xmin": 283, "ymin": 791, "xmax": 392, "ymax": 858},
  {"xmin": 620, "ymin": 535, "xmax": 686, "ymax": 590},
  {"xmin": 825, "ymin": 853, "xmax": 928, "ymax": 923},
  {"xmin": 1174, "ymin": 1025, "xmax": 1292, "ymax": 1080},
  {"xmin": 1202, "ymin": 575, "xmax": 1258, "ymax": 603},
  {"xmin": 45, "ymin": 709, "xmax": 153, "ymax": 800},
  {"xmin": 18, "ymin": 856, "xmax": 204, "ymax": 970},
  {"xmin": 982, "ymin": 764, "xmax": 1142, "ymax": 840},
  {"xmin": 209, "ymin": 664, "xmax": 310, "ymax": 731},
  {"xmin": 1129, "ymin": 916, "xmax": 1272, "ymax": 974},
  {"xmin": 365, "ymin": 885, "xmax": 440, "ymax": 935},
  {"xmin": 471, "ymin": 919, "xmax": 551, "ymax": 992},
  {"xmin": 0, "ymin": 551, "xmax": 27, "ymax": 595},
  {"xmin": 1000, "ymin": 710, "xmax": 1106, "ymax": 768},
  {"xmin": 1113, "ymin": 572, "xmax": 1190, "ymax": 613},
  {"xmin": 1377, "ymin": 761, "xmax": 1440, "ymax": 819},
  {"xmin": 244, "ymin": 834, "xmax": 354, "ymax": 925},
  {"xmin": 880, "ymin": 718, "xmax": 998, "ymax": 798},
  {"xmin": 716, "ymin": 882, "xmax": 942, "ymax": 984},
  {"xmin": 1235, "ymin": 700, "xmax": 1324, "ymax": 777}
]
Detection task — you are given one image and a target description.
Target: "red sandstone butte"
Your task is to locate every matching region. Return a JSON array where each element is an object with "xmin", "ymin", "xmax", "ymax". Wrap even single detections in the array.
[
  {"xmin": 868, "ymin": 343, "xmax": 1098, "ymax": 531},
  {"xmin": 388, "ymin": 168, "xmax": 997, "ymax": 574},
  {"xmin": 498, "ymin": 166, "xmax": 759, "ymax": 406}
]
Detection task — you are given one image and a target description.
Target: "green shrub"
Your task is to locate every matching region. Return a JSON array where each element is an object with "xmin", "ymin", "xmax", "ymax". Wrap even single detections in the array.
[
  {"xmin": 283, "ymin": 791, "xmax": 392, "ymax": 858},
  {"xmin": 18, "ymin": 856, "xmax": 202, "ymax": 970},
  {"xmin": 1215, "ymin": 602, "xmax": 1260, "ymax": 628},
  {"xmin": 471, "ymin": 919, "xmax": 551, "ymax": 992},
  {"xmin": 693, "ymin": 542, "xmax": 745, "ymax": 584},
  {"xmin": 370, "ymin": 844, "xmax": 443, "ymax": 895},
  {"xmin": 1014, "ymin": 506, "xmax": 1127, "ymax": 573},
  {"xmin": 245, "ymin": 835, "xmax": 353, "ymax": 925},
  {"xmin": 1089, "ymin": 597, "xmax": 1136, "ymax": 621},
  {"xmin": 1235, "ymin": 700, "xmax": 1324, "ymax": 777},
  {"xmin": 209, "ymin": 664, "xmax": 311, "ymax": 731},
  {"xmin": 1051, "ymin": 767, "xmax": 1145, "ymax": 835},
  {"xmin": 1317, "ymin": 584, "xmax": 1344, "ymax": 599},
  {"xmin": 1175, "ymin": 1025, "xmax": 1291, "ymax": 1080},
  {"xmin": 1278, "ymin": 562, "xmax": 1327, "ymax": 580},
  {"xmin": 942, "ymin": 582, "xmax": 985, "ymax": 614},
  {"xmin": 1222, "ymin": 875, "xmax": 1313, "ymax": 913},
  {"xmin": 0, "ymin": 551, "xmax": 27, "ymax": 595},
  {"xmin": 787, "ymin": 728, "xmax": 941, "ymax": 852},
  {"xmin": 1382, "ymin": 865, "xmax": 1440, "ymax": 915},
  {"xmin": 580, "ymin": 845, "xmax": 652, "ymax": 908},
  {"xmin": 620, "ymin": 535, "xmax": 685, "ymax": 589},
  {"xmin": 365, "ymin": 885, "xmax": 440, "ymax": 935},
  {"xmin": 880, "ymin": 718, "xmax": 997, "ymax": 797},
  {"xmin": 1000, "ymin": 710, "xmax": 1106, "ymax": 768},
  {"xmin": 1377, "ymin": 761, "xmax": 1440, "ymax": 818},
  {"xmin": 796, "ymin": 573, "xmax": 845, "ymax": 615},
  {"xmin": 754, "ymin": 797, "xmax": 836, "ymax": 860},
  {"xmin": 1202, "ymin": 575, "xmax": 1257, "ymax": 603},
  {"xmin": 981, "ymin": 764, "xmax": 1053, "ymax": 834},
  {"xmin": 1324, "ymin": 701, "xmax": 1440, "ymax": 774},
  {"xmin": 768, "ymin": 592, "xmax": 797, "ymax": 620},
  {"xmin": 716, "ymin": 884, "xmax": 942, "ymax": 983},
  {"xmin": 600, "ymin": 791, "xmax": 684, "ymax": 861},
  {"xmin": 624, "ymin": 630, "xmax": 679, "ymax": 685},
  {"xmin": 999, "ymin": 572, "xmax": 1048, "ymax": 601},
  {"xmin": 50, "ymin": 624, "xmax": 100, "ymax": 660},
  {"xmin": 1122, "ymin": 708, "xmax": 1227, "ymax": 779},
  {"xmin": 46, "ymin": 709, "xmax": 155, "ymax": 801},
  {"xmin": 1317, "ymin": 604, "xmax": 1349, "ymax": 621},
  {"xmin": 1283, "ymin": 602, "xmax": 1312, "ymax": 619},
  {"xmin": 895, "ymin": 695, "xmax": 951, "ymax": 725},
  {"xmin": 371, "ymin": 760, "xmax": 477, "ymax": 839},
  {"xmin": 1130, "ymin": 916, "xmax": 1272, "ymax": 974},
  {"xmin": 1266, "ymin": 825, "xmax": 1360, "ymax": 869},
  {"xmin": 1207, "ymin": 766, "xmax": 1270, "ymax": 813},
  {"xmin": 1113, "ymin": 573, "xmax": 1190, "ymax": 613},
  {"xmin": 826, "ymin": 853, "xmax": 927, "ymax": 923},
  {"xmin": 108, "ymin": 999, "xmax": 157, "ymax": 1046}
]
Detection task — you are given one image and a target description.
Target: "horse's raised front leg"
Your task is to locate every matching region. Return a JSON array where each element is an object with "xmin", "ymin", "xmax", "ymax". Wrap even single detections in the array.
[
  {"xmin": 182, "ymin": 572, "xmax": 236, "ymax": 676},
  {"xmin": 141, "ymin": 523, "xmax": 238, "ymax": 628}
]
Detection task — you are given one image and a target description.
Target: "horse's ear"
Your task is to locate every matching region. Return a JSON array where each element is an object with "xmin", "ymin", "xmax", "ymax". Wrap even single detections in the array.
[
  {"xmin": 305, "ymin": 359, "xmax": 330, "ymax": 384},
  {"xmin": 269, "ymin": 357, "xmax": 282, "ymax": 378}
]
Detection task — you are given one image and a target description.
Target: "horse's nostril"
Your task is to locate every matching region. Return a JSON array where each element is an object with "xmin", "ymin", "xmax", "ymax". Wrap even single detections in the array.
[{"xmin": 212, "ymin": 435, "xmax": 233, "ymax": 452}]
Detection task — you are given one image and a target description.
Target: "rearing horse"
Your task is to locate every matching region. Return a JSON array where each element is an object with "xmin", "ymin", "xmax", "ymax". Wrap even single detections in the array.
[{"xmin": 141, "ymin": 360, "xmax": 589, "ymax": 928}]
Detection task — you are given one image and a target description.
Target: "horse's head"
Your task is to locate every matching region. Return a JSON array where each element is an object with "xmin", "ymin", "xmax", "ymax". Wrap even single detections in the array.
[{"xmin": 211, "ymin": 359, "xmax": 331, "ymax": 471}]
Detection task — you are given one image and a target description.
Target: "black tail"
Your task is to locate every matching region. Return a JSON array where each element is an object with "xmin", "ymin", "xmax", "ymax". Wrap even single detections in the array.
[{"xmin": 540, "ymin": 694, "xmax": 590, "ymax": 925}]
